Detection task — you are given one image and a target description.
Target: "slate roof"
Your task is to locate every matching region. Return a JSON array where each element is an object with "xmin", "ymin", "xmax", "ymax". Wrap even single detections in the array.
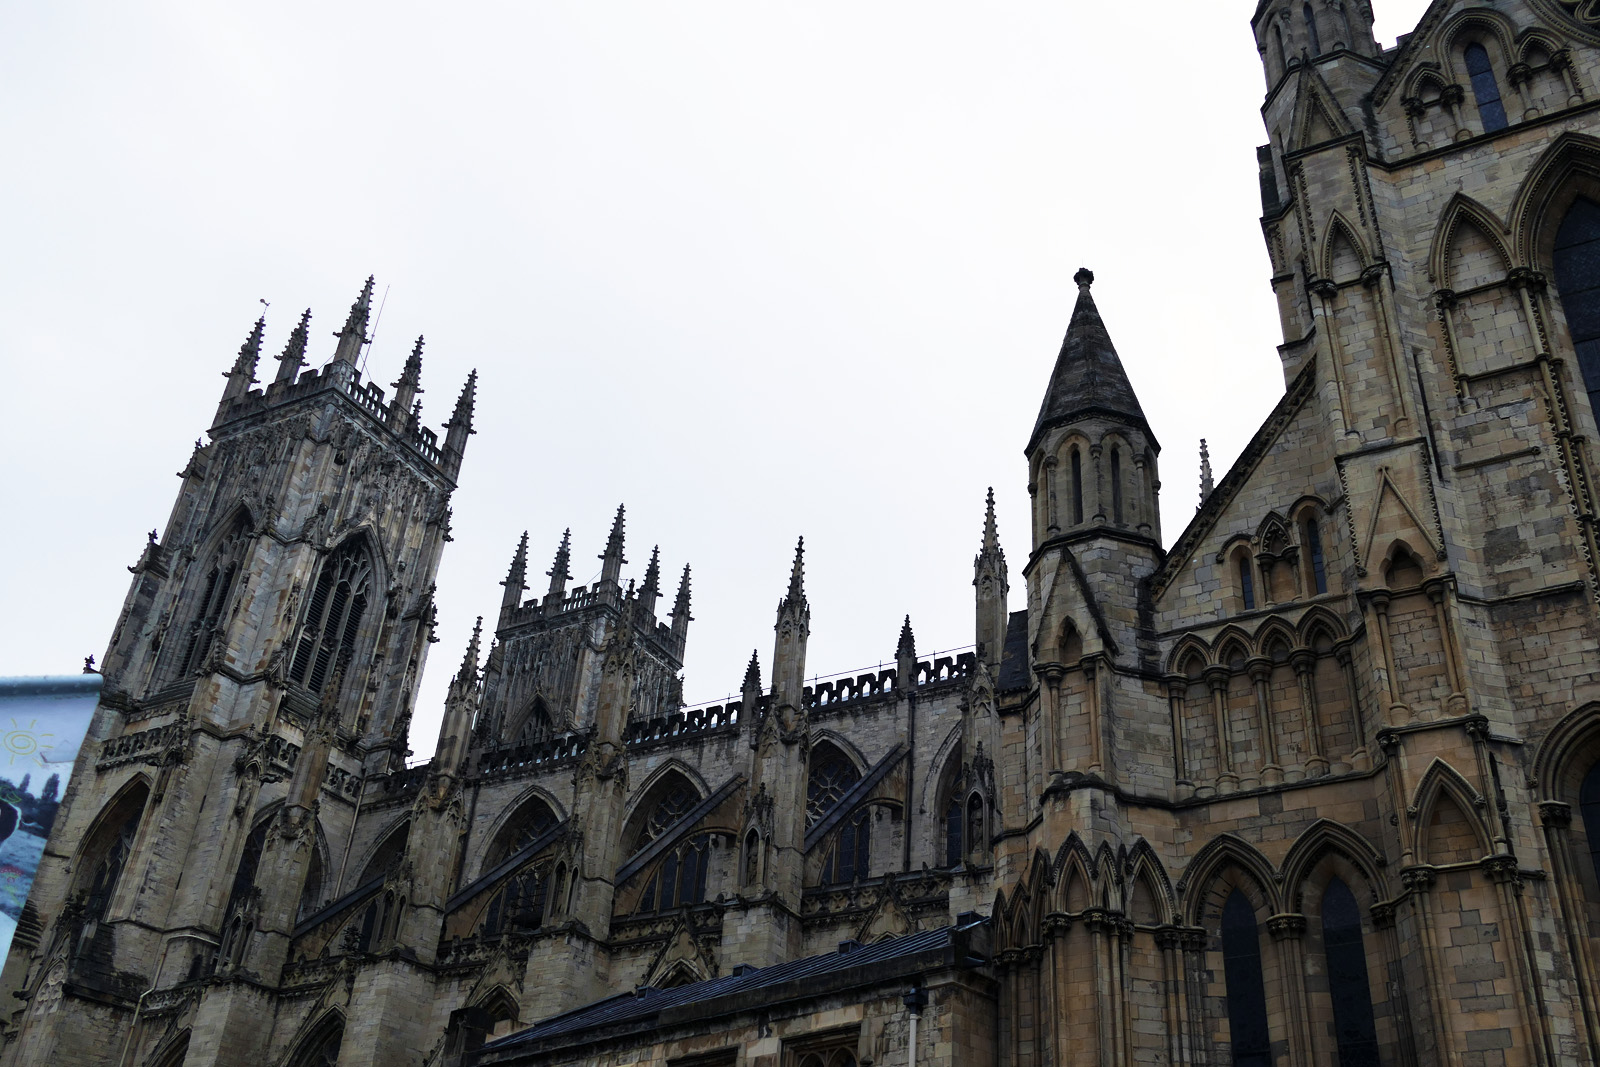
[
  {"xmin": 1028, "ymin": 271, "xmax": 1151, "ymax": 453},
  {"xmin": 477, "ymin": 922, "xmax": 984, "ymax": 1062},
  {"xmin": 998, "ymin": 610, "xmax": 1031, "ymax": 693}
]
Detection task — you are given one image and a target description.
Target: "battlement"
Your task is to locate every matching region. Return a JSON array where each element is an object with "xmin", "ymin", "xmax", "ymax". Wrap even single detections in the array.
[
  {"xmin": 802, "ymin": 648, "xmax": 976, "ymax": 715},
  {"xmin": 213, "ymin": 360, "xmax": 446, "ymax": 469}
]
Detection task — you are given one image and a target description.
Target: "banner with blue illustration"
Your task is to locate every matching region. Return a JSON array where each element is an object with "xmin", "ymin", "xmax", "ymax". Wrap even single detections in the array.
[{"xmin": 0, "ymin": 677, "xmax": 101, "ymax": 959}]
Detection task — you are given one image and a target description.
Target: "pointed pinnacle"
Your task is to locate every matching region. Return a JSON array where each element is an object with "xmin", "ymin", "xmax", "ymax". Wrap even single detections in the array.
[
  {"xmin": 276, "ymin": 309, "xmax": 311, "ymax": 376},
  {"xmin": 983, "ymin": 487, "xmax": 999, "ymax": 549},
  {"xmin": 447, "ymin": 369, "xmax": 478, "ymax": 432},
  {"xmin": 231, "ymin": 316, "xmax": 266, "ymax": 379},
  {"xmin": 394, "ymin": 335, "xmax": 424, "ymax": 391},
  {"xmin": 504, "ymin": 531, "xmax": 529, "ymax": 583},
  {"xmin": 641, "ymin": 545, "xmax": 662, "ymax": 596},
  {"xmin": 1198, "ymin": 438, "xmax": 1214, "ymax": 509},
  {"xmin": 600, "ymin": 504, "xmax": 627, "ymax": 564},
  {"xmin": 743, "ymin": 650, "xmax": 762, "ymax": 692},
  {"xmin": 548, "ymin": 528, "xmax": 572, "ymax": 581},
  {"xmin": 342, "ymin": 275, "xmax": 375, "ymax": 335},
  {"xmin": 671, "ymin": 563, "xmax": 692, "ymax": 620},
  {"xmin": 897, "ymin": 615, "xmax": 916, "ymax": 659},
  {"xmin": 787, "ymin": 536, "xmax": 805, "ymax": 601},
  {"xmin": 460, "ymin": 616, "xmax": 484, "ymax": 679}
]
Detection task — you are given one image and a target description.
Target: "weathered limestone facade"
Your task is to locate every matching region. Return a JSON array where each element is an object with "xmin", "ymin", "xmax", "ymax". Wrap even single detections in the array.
[{"xmin": 9, "ymin": 1, "xmax": 1600, "ymax": 1064}]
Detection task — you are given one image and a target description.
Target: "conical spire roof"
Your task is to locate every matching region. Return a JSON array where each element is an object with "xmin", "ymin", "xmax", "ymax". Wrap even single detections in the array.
[{"xmin": 1029, "ymin": 268, "xmax": 1151, "ymax": 452}]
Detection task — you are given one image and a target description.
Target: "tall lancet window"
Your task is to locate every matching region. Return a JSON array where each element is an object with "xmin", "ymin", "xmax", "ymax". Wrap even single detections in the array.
[
  {"xmin": 1110, "ymin": 447, "xmax": 1124, "ymax": 524},
  {"xmin": 1303, "ymin": 3, "xmax": 1321, "ymax": 56},
  {"xmin": 1464, "ymin": 43, "xmax": 1508, "ymax": 132},
  {"xmin": 177, "ymin": 516, "xmax": 251, "ymax": 676},
  {"xmin": 1222, "ymin": 889, "xmax": 1272, "ymax": 1067},
  {"xmin": 1070, "ymin": 447, "xmax": 1085, "ymax": 525},
  {"xmin": 289, "ymin": 539, "xmax": 373, "ymax": 693},
  {"xmin": 1553, "ymin": 197, "xmax": 1600, "ymax": 422},
  {"xmin": 1322, "ymin": 878, "xmax": 1380, "ymax": 1066}
]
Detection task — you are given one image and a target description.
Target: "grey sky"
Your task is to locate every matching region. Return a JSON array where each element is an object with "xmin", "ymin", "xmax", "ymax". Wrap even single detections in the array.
[{"xmin": 0, "ymin": 2, "xmax": 1431, "ymax": 757}]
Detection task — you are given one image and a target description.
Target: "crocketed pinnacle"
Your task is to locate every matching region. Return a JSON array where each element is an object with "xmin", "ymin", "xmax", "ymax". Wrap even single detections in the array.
[
  {"xmin": 450, "ymin": 617, "xmax": 483, "ymax": 700},
  {"xmin": 547, "ymin": 528, "xmax": 572, "ymax": 595},
  {"xmin": 641, "ymin": 545, "xmax": 662, "ymax": 597},
  {"xmin": 671, "ymin": 563, "xmax": 693, "ymax": 622},
  {"xmin": 333, "ymin": 276, "xmax": 375, "ymax": 365},
  {"xmin": 1198, "ymin": 438, "xmax": 1215, "ymax": 509},
  {"xmin": 600, "ymin": 504, "xmax": 627, "ymax": 566},
  {"xmin": 787, "ymin": 537, "xmax": 805, "ymax": 602},
  {"xmin": 742, "ymin": 650, "xmax": 762, "ymax": 692},
  {"xmin": 1029, "ymin": 267, "xmax": 1150, "ymax": 453},
  {"xmin": 503, "ymin": 531, "xmax": 529, "ymax": 588},
  {"xmin": 447, "ymin": 370, "xmax": 478, "ymax": 434},
  {"xmin": 230, "ymin": 316, "xmax": 266, "ymax": 381},
  {"xmin": 394, "ymin": 335, "xmax": 424, "ymax": 392},
  {"xmin": 897, "ymin": 615, "xmax": 916, "ymax": 660},
  {"xmin": 274, "ymin": 308, "xmax": 311, "ymax": 383}
]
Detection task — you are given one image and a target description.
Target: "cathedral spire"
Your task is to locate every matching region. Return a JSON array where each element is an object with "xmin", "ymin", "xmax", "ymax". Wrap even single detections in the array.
[
  {"xmin": 546, "ymin": 528, "xmax": 572, "ymax": 603},
  {"xmin": 500, "ymin": 531, "xmax": 529, "ymax": 620},
  {"xmin": 599, "ymin": 504, "xmax": 627, "ymax": 587},
  {"xmin": 1198, "ymin": 438, "xmax": 1214, "ymax": 509},
  {"xmin": 390, "ymin": 335, "xmax": 425, "ymax": 432},
  {"xmin": 274, "ymin": 308, "xmax": 311, "ymax": 385},
  {"xmin": 332, "ymin": 275, "xmax": 374, "ymax": 365},
  {"xmin": 670, "ymin": 563, "xmax": 693, "ymax": 641},
  {"xmin": 222, "ymin": 316, "xmax": 265, "ymax": 403},
  {"xmin": 442, "ymin": 369, "xmax": 476, "ymax": 477},
  {"xmin": 1028, "ymin": 268, "xmax": 1151, "ymax": 455}
]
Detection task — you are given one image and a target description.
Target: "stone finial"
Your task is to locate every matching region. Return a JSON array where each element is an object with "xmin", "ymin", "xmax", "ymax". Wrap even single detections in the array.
[
  {"xmin": 501, "ymin": 531, "xmax": 529, "ymax": 612},
  {"xmin": 787, "ymin": 537, "xmax": 805, "ymax": 602},
  {"xmin": 449, "ymin": 617, "xmax": 483, "ymax": 701},
  {"xmin": 896, "ymin": 615, "xmax": 916, "ymax": 661},
  {"xmin": 1074, "ymin": 267, "xmax": 1095, "ymax": 289},
  {"xmin": 1198, "ymin": 438, "xmax": 1214, "ymax": 509},
  {"xmin": 641, "ymin": 545, "xmax": 662, "ymax": 597},
  {"xmin": 599, "ymin": 505, "xmax": 628, "ymax": 586},
  {"xmin": 274, "ymin": 308, "xmax": 311, "ymax": 384},
  {"xmin": 228, "ymin": 316, "xmax": 265, "ymax": 379},
  {"xmin": 446, "ymin": 370, "xmax": 478, "ymax": 436},
  {"xmin": 394, "ymin": 335, "xmax": 425, "ymax": 392},
  {"xmin": 742, "ymin": 650, "xmax": 762, "ymax": 693}
]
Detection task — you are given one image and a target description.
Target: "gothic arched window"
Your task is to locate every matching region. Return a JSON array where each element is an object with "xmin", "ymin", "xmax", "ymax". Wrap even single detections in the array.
[
  {"xmin": 1237, "ymin": 551, "xmax": 1257, "ymax": 611},
  {"xmin": 287, "ymin": 1016, "xmax": 344, "ymax": 1067},
  {"xmin": 1221, "ymin": 889, "xmax": 1271, "ymax": 1067},
  {"xmin": 809, "ymin": 745, "xmax": 869, "ymax": 884},
  {"xmin": 82, "ymin": 784, "xmax": 148, "ymax": 923},
  {"xmin": 1464, "ymin": 43, "xmax": 1508, "ymax": 133},
  {"xmin": 1110, "ymin": 446, "xmax": 1124, "ymax": 524},
  {"xmin": 483, "ymin": 863, "xmax": 550, "ymax": 935},
  {"xmin": 636, "ymin": 779, "xmax": 699, "ymax": 851},
  {"xmin": 638, "ymin": 834, "xmax": 711, "ymax": 913},
  {"xmin": 1303, "ymin": 3, "xmax": 1322, "ymax": 56},
  {"xmin": 1552, "ymin": 197, "xmax": 1600, "ymax": 423},
  {"xmin": 1302, "ymin": 516, "xmax": 1329, "ymax": 595},
  {"xmin": 485, "ymin": 801, "xmax": 558, "ymax": 870},
  {"xmin": 177, "ymin": 516, "xmax": 250, "ymax": 676},
  {"xmin": 945, "ymin": 796, "xmax": 964, "ymax": 867},
  {"xmin": 1070, "ymin": 447, "xmax": 1085, "ymax": 525},
  {"xmin": 288, "ymin": 539, "xmax": 374, "ymax": 693},
  {"xmin": 1579, "ymin": 762, "xmax": 1600, "ymax": 889},
  {"xmin": 1322, "ymin": 878, "xmax": 1380, "ymax": 1066}
]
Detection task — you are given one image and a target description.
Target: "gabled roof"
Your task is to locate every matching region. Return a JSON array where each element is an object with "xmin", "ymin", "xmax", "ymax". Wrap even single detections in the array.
[{"xmin": 1028, "ymin": 270, "xmax": 1151, "ymax": 454}]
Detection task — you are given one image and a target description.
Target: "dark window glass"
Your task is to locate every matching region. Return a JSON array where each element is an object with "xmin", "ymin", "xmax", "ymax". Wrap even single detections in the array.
[
  {"xmin": 1323, "ymin": 878, "xmax": 1380, "ymax": 1066},
  {"xmin": 1222, "ymin": 889, "xmax": 1272, "ymax": 1067},
  {"xmin": 636, "ymin": 780, "xmax": 699, "ymax": 850},
  {"xmin": 966, "ymin": 793, "xmax": 984, "ymax": 857},
  {"xmin": 1305, "ymin": 520, "xmax": 1328, "ymax": 595},
  {"xmin": 1071, "ymin": 448, "xmax": 1084, "ymax": 524},
  {"xmin": 1553, "ymin": 197, "xmax": 1600, "ymax": 423},
  {"xmin": 945, "ymin": 797, "xmax": 964, "ymax": 867},
  {"xmin": 1464, "ymin": 44, "xmax": 1508, "ymax": 132},
  {"xmin": 1111, "ymin": 448, "xmax": 1124, "ymax": 524},
  {"xmin": 1579, "ymin": 762, "xmax": 1600, "ymax": 889},
  {"xmin": 1239, "ymin": 556, "xmax": 1257, "ymax": 611},
  {"xmin": 85, "ymin": 808, "xmax": 142, "ymax": 922},
  {"xmin": 824, "ymin": 809, "xmax": 871, "ymax": 884},
  {"xmin": 289, "ymin": 540, "xmax": 373, "ymax": 692},
  {"xmin": 1303, "ymin": 3, "xmax": 1322, "ymax": 55},
  {"xmin": 177, "ymin": 518, "xmax": 250, "ymax": 677},
  {"xmin": 807, "ymin": 747, "xmax": 861, "ymax": 828}
]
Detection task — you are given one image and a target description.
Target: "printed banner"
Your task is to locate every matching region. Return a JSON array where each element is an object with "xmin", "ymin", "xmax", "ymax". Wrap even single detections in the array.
[{"xmin": 0, "ymin": 676, "xmax": 101, "ymax": 960}]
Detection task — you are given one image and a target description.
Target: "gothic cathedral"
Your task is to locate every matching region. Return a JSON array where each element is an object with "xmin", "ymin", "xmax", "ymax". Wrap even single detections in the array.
[{"xmin": 9, "ymin": 2, "xmax": 1600, "ymax": 1065}]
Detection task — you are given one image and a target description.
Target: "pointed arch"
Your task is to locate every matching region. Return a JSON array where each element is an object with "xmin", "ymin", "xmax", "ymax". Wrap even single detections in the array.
[
  {"xmin": 1533, "ymin": 701, "xmax": 1600, "ymax": 801},
  {"xmin": 1093, "ymin": 840, "xmax": 1120, "ymax": 908},
  {"xmin": 1321, "ymin": 212, "xmax": 1370, "ymax": 283},
  {"xmin": 1125, "ymin": 840, "xmax": 1175, "ymax": 926},
  {"xmin": 1280, "ymin": 819, "xmax": 1386, "ymax": 910},
  {"xmin": 72, "ymin": 774, "xmax": 152, "ymax": 922},
  {"xmin": 147, "ymin": 1030, "xmax": 191, "ymax": 1067},
  {"xmin": 1178, "ymin": 833, "xmax": 1281, "ymax": 925},
  {"xmin": 1438, "ymin": 9, "xmax": 1518, "ymax": 73},
  {"xmin": 285, "ymin": 1010, "xmax": 345, "ymax": 1067},
  {"xmin": 1053, "ymin": 834, "xmax": 1094, "ymax": 914},
  {"xmin": 1213, "ymin": 626, "xmax": 1254, "ymax": 669},
  {"xmin": 623, "ymin": 766, "xmax": 705, "ymax": 854},
  {"xmin": 356, "ymin": 815, "xmax": 411, "ymax": 886},
  {"xmin": 479, "ymin": 792, "xmax": 562, "ymax": 875},
  {"xmin": 1295, "ymin": 604, "xmax": 1347, "ymax": 648},
  {"xmin": 1166, "ymin": 634, "xmax": 1211, "ymax": 676},
  {"xmin": 1514, "ymin": 131, "xmax": 1600, "ymax": 266},
  {"xmin": 806, "ymin": 731, "xmax": 868, "ymax": 776},
  {"xmin": 920, "ymin": 721, "xmax": 964, "ymax": 818},
  {"xmin": 1380, "ymin": 539, "xmax": 1428, "ymax": 588},
  {"xmin": 1411, "ymin": 758, "xmax": 1492, "ymax": 863},
  {"xmin": 288, "ymin": 531, "xmax": 378, "ymax": 694},
  {"xmin": 1255, "ymin": 617, "xmax": 1299, "ymax": 660},
  {"xmin": 1429, "ymin": 193, "xmax": 1513, "ymax": 288}
]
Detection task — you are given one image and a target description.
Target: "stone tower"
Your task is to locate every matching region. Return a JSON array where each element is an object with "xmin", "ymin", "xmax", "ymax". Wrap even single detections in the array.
[{"xmin": 0, "ymin": 281, "xmax": 473, "ymax": 1065}]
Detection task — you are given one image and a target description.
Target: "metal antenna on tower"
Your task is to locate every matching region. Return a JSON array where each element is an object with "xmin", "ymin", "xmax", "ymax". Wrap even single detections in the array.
[{"xmin": 359, "ymin": 283, "xmax": 391, "ymax": 378}]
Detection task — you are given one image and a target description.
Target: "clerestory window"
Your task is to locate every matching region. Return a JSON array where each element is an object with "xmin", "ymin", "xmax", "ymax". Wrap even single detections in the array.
[{"xmin": 1464, "ymin": 43, "xmax": 1508, "ymax": 133}]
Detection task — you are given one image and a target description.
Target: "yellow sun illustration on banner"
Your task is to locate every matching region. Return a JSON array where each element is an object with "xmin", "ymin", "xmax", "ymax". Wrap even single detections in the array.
[{"xmin": 2, "ymin": 720, "xmax": 54, "ymax": 769}]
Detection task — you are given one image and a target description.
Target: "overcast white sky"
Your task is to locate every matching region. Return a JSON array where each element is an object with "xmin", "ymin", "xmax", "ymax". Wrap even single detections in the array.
[{"xmin": 0, "ymin": 1, "xmax": 1432, "ymax": 758}]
